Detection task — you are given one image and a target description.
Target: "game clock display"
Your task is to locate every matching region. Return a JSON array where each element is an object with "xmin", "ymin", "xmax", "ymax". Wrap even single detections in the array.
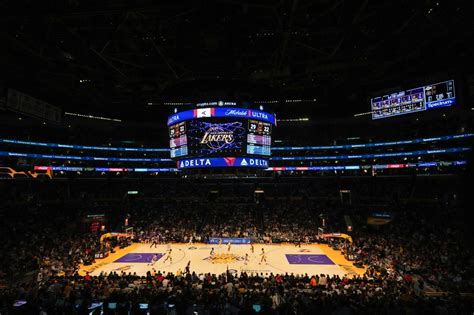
[
  {"xmin": 167, "ymin": 107, "xmax": 276, "ymax": 168},
  {"xmin": 247, "ymin": 119, "xmax": 271, "ymax": 155},
  {"xmin": 371, "ymin": 80, "xmax": 456, "ymax": 120},
  {"xmin": 169, "ymin": 121, "xmax": 188, "ymax": 158}
]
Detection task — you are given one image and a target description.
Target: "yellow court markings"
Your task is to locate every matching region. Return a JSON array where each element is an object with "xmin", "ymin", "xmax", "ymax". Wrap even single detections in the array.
[
  {"xmin": 78, "ymin": 243, "xmax": 141, "ymax": 276},
  {"xmin": 271, "ymin": 242, "xmax": 365, "ymax": 276},
  {"xmin": 317, "ymin": 243, "xmax": 366, "ymax": 276}
]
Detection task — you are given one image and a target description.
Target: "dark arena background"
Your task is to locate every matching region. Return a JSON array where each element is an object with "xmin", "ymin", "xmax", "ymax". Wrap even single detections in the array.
[{"xmin": 1, "ymin": 1, "xmax": 474, "ymax": 314}]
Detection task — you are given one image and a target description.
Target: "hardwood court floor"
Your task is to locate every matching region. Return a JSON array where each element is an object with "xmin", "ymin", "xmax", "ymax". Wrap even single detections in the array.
[{"xmin": 80, "ymin": 243, "xmax": 365, "ymax": 278}]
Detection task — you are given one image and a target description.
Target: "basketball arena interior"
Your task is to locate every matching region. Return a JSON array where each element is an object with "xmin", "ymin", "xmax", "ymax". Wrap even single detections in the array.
[{"xmin": 1, "ymin": 1, "xmax": 474, "ymax": 314}]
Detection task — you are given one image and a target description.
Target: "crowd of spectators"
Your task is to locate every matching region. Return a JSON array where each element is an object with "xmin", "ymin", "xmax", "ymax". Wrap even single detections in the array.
[
  {"xmin": 261, "ymin": 201, "xmax": 324, "ymax": 243},
  {"xmin": 2, "ymin": 265, "xmax": 473, "ymax": 314},
  {"xmin": 200, "ymin": 205, "xmax": 260, "ymax": 240},
  {"xmin": 0, "ymin": 204, "xmax": 100, "ymax": 283},
  {"xmin": 0, "ymin": 182, "xmax": 473, "ymax": 313},
  {"xmin": 134, "ymin": 201, "xmax": 204, "ymax": 244},
  {"xmin": 342, "ymin": 208, "xmax": 474, "ymax": 294}
]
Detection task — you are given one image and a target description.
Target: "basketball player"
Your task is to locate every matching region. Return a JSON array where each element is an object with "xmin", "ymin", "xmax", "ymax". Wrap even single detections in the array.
[
  {"xmin": 259, "ymin": 248, "xmax": 267, "ymax": 265},
  {"xmin": 295, "ymin": 239, "xmax": 302, "ymax": 248},
  {"xmin": 250, "ymin": 243, "xmax": 254, "ymax": 254},
  {"xmin": 218, "ymin": 239, "xmax": 223, "ymax": 247},
  {"xmin": 257, "ymin": 121, "xmax": 263, "ymax": 133},
  {"xmin": 150, "ymin": 236, "xmax": 158, "ymax": 248},
  {"xmin": 210, "ymin": 247, "xmax": 215, "ymax": 257},
  {"xmin": 185, "ymin": 261, "xmax": 191, "ymax": 274},
  {"xmin": 244, "ymin": 253, "xmax": 249, "ymax": 265},
  {"xmin": 227, "ymin": 241, "xmax": 231, "ymax": 252},
  {"xmin": 148, "ymin": 253, "xmax": 159, "ymax": 266},
  {"xmin": 163, "ymin": 248, "xmax": 172, "ymax": 264}
]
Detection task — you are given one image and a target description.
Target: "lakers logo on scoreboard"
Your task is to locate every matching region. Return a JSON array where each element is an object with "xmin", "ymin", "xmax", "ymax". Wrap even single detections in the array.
[
  {"xmin": 200, "ymin": 126, "xmax": 235, "ymax": 147},
  {"xmin": 203, "ymin": 253, "xmax": 244, "ymax": 264},
  {"xmin": 189, "ymin": 120, "xmax": 245, "ymax": 154}
]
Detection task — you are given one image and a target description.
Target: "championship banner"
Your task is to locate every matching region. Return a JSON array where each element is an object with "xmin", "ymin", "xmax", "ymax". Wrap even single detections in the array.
[
  {"xmin": 6, "ymin": 89, "xmax": 62, "ymax": 124},
  {"xmin": 177, "ymin": 157, "xmax": 269, "ymax": 169}
]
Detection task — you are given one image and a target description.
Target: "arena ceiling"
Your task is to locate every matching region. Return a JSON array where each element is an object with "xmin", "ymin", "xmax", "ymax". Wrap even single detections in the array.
[{"xmin": 0, "ymin": 0, "xmax": 472, "ymax": 122}]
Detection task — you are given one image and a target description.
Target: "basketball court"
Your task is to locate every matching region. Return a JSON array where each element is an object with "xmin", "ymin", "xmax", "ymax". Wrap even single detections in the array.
[{"xmin": 80, "ymin": 243, "xmax": 365, "ymax": 278}]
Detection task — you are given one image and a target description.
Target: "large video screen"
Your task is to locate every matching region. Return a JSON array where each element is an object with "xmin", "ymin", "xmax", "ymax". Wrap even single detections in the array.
[
  {"xmin": 167, "ymin": 107, "xmax": 275, "ymax": 169},
  {"xmin": 187, "ymin": 119, "xmax": 247, "ymax": 156},
  {"xmin": 371, "ymin": 80, "xmax": 455, "ymax": 120},
  {"xmin": 168, "ymin": 111, "xmax": 274, "ymax": 161}
]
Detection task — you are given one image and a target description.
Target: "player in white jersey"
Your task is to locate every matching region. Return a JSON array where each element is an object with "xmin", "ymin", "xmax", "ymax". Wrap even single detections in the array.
[{"xmin": 148, "ymin": 253, "xmax": 159, "ymax": 266}]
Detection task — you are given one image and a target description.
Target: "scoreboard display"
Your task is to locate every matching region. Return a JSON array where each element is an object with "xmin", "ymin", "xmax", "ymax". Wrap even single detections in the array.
[
  {"xmin": 167, "ymin": 107, "xmax": 276, "ymax": 169},
  {"xmin": 247, "ymin": 119, "xmax": 272, "ymax": 155},
  {"xmin": 169, "ymin": 122, "xmax": 188, "ymax": 158},
  {"xmin": 371, "ymin": 80, "xmax": 455, "ymax": 120}
]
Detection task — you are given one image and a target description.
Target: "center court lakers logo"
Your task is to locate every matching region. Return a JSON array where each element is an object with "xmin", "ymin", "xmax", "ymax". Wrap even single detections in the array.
[
  {"xmin": 112, "ymin": 265, "xmax": 132, "ymax": 272},
  {"xmin": 204, "ymin": 253, "xmax": 244, "ymax": 264}
]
